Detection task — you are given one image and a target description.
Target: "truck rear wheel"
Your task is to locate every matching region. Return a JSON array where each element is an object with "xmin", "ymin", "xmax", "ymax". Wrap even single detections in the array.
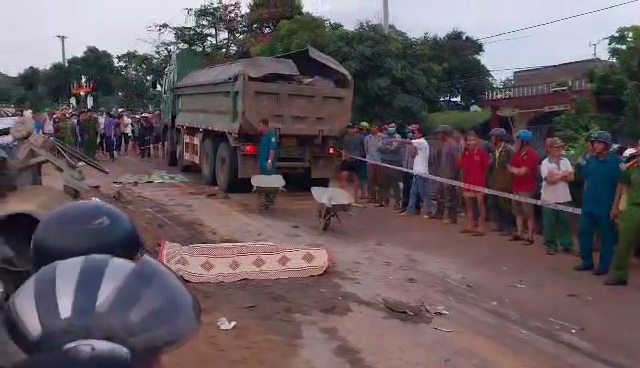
[
  {"xmin": 176, "ymin": 130, "xmax": 189, "ymax": 172},
  {"xmin": 215, "ymin": 141, "xmax": 239, "ymax": 193},
  {"xmin": 200, "ymin": 137, "xmax": 219, "ymax": 186}
]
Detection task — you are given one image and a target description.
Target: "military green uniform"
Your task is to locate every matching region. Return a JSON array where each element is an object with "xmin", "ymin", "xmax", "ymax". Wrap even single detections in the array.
[
  {"xmin": 610, "ymin": 164, "xmax": 640, "ymax": 282},
  {"xmin": 488, "ymin": 143, "xmax": 514, "ymax": 232}
]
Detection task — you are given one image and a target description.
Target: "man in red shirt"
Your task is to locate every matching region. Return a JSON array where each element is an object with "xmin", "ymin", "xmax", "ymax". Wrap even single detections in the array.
[
  {"xmin": 508, "ymin": 129, "xmax": 540, "ymax": 245},
  {"xmin": 458, "ymin": 131, "xmax": 491, "ymax": 235}
]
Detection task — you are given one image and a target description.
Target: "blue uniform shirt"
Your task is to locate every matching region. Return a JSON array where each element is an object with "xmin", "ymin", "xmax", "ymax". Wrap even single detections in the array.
[
  {"xmin": 259, "ymin": 129, "xmax": 278, "ymax": 175},
  {"xmin": 582, "ymin": 153, "xmax": 622, "ymax": 213}
]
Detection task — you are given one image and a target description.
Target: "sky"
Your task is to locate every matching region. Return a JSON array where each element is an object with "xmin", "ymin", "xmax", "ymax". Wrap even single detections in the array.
[{"xmin": 1, "ymin": 0, "xmax": 639, "ymax": 80}]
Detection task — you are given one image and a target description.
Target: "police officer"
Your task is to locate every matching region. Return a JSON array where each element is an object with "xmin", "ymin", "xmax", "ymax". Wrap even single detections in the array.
[
  {"xmin": 574, "ymin": 131, "xmax": 621, "ymax": 276},
  {"xmin": 606, "ymin": 148, "xmax": 640, "ymax": 285},
  {"xmin": 487, "ymin": 128, "xmax": 515, "ymax": 235},
  {"xmin": 4, "ymin": 254, "xmax": 201, "ymax": 367},
  {"xmin": 30, "ymin": 200, "xmax": 146, "ymax": 270}
]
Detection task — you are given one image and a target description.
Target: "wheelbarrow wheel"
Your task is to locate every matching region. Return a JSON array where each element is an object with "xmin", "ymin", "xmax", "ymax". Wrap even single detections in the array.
[{"xmin": 317, "ymin": 206, "xmax": 331, "ymax": 232}]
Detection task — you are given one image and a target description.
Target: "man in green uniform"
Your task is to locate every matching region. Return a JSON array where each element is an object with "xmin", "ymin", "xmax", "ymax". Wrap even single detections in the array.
[
  {"xmin": 258, "ymin": 118, "xmax": 278, "ymax": 205},
  {"xmin": 487, "ymin": 128, "xmax": 515, "ymax": 235},
  {"xmin": 605, "ymin": 148, "xmax": 640, "ymax": 285}
]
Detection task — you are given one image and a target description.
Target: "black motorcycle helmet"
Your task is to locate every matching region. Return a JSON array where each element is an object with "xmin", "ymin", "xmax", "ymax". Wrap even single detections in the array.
[
  {"xmin": 30, "ymin": 201, "xmax": 145, "ymax": 271},
  {"xmin": 4, "ymin": 254, "xmax": 201, "ymax": 365}
]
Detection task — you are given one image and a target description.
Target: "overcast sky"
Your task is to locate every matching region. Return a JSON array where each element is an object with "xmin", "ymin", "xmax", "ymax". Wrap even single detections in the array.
[{"xmin": 1, "ymin": 0, "xmax": 638, "ymax": 79}]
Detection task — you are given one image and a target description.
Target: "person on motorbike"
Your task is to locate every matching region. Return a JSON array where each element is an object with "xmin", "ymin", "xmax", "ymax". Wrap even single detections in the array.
[{"xmin": 5, "ymin": 254, "xmax": 201, "ymax": 368}]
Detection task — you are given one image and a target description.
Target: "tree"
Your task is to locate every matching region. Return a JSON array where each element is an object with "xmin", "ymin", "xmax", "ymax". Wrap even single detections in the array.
[
  {"xmin": 40, "ymin": 63, "xmax": 71, "ymax": 105},
  {"xmin": 114, "ymin": 51, "xmax": 163, "ymax": 110},
  {"xmin": 252, "ymin": 14, "xmax": 332, "ymax": 56},
  {"xmin": 426, "ymin": 30, "xmax": 492, "ymax": 106},
  {"xmin": 150, "ymin": 0, "xmax": 246, "ymax": 62},
  {"xmin": 67, "ymin": 46, "xmax": 118, "ymax": 97},
  {"xmin": 0, "ymin": 73, "xmax": 22, "ymax": 104},
  {"xmin": 247, "ymin": 0, "xmax": 303, "ymax": 35},
  {"xmin": 323, "ymin": 22, "xmax": 442, "ymax": 123},
  {"xmin": 559, "ymin": 25, "xmax": 640, "ymax": 143}
]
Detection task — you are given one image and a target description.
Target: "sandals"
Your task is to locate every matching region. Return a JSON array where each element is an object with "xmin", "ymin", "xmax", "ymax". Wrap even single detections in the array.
[
  {"xmin": 509, "ymin": 235, "xmax": 523, "ymax": 241},
  {"xmin": 459, "ymin": 229, "xmax": 474, "ymax": 234},
  {"xmin": 523, "ymin": 238, "xmax": 534, "ymax": 246}
]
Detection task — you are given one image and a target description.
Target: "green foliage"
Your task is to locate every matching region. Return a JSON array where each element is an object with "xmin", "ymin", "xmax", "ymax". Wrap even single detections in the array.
[
  {"xmin": 555, "ymin": 25, "xmax": 640, "ymax": 150},
  {"xmin": 248, "ymin": 0, "xmax": 303, "ymax": 35},
  {"xmin": 553, "ymin": 98, "xmax": 601, "ymax": 158},
  {"xmin": 6, "ymin": 0, "xmax": 494, "ymax": 118},
  {"xmin": 253, "ymin": 17, "xmax": 490, "ymax": 124},
  {"xmin": 425, "ymin": 110, "xmax": 491, "ymax": 130},
  {"xmin": 252, "ymin": 14, "xmax": 330, "ymax": 56}
]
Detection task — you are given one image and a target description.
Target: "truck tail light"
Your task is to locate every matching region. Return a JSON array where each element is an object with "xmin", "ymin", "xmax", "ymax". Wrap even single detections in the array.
[
  {"xmin": 241, "ymin": 144, "xmax": 257, "ymax": 154},
  {"xmin": 328, "ymin": 147, "xmax": 337, "ymax": 155}
]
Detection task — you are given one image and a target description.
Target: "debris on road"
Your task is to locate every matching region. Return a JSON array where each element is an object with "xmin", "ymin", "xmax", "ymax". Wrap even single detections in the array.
[
  {"xmin": 433, "ymin": 326, "xmax": 453, "ymax": 333},
  {"xmin": 217, "ymin": 317, "xmax": 237, "ymax": 330},
  {"xmin": 381, "ymin": 297, "xmax": 422, "ymax": 316},
  {"xmin": 112, "ymin": 171, "xmax": 189, "ymax": 185},
  {"xmin": 549, "ymin": 317, "xmax": 584, "ymax": 331},
  {"xmin": 424, "ymin": 304, "xmax": 450, "ymax": 316}
]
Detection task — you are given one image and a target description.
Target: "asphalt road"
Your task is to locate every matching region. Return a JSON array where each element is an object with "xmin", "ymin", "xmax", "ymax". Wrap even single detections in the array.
[{"xmin": 42, "ymin": 153, "xmax": 640, "ymax": 368}]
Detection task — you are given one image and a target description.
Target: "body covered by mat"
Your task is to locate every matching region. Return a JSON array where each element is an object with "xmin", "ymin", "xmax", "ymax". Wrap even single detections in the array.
[{"xmin": 158, "ymin": 241, "xmax": 331, "ymax": 283}]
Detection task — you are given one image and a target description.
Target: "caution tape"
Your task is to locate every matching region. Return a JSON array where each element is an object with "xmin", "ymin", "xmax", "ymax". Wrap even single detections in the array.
[{"xmin": 349, "ymin": 155, "xmax": 582, "ymax": 215}]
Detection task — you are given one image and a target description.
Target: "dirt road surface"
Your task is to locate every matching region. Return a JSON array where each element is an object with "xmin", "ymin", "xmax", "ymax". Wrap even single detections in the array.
[{"xmin": 44, "ymin": 154, "xmax": 640, "ymax": 368}]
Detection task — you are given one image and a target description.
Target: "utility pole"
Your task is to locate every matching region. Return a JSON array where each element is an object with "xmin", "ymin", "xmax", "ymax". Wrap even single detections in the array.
[
  {"xmin": 589, "ymin": 41, "xmax": 598, "ymax": 58},
  {"xmin": 55, "ymin": 35, "xmax": 68, "ymax": 66},
  {"xmin": 382, "ymin": 0, "xmax": 389, "ymax": 33}
]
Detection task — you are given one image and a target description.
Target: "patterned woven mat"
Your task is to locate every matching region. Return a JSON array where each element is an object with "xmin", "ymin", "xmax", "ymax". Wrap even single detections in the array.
[{"xmin": 158, "ymin": 241, "xmax": 331, "ymax": 283}]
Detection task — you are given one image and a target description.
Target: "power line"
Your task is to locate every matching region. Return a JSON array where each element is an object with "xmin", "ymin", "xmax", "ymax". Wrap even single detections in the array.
[
  {"xmin": 482, "ymin": 35, "xmax": 534, "ymax": 45},
  {"xmin": 477, "ymin": 0, "xmax": 639, "ymax": 41}
]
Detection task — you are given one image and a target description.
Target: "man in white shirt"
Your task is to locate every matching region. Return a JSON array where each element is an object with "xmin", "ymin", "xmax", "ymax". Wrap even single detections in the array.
[
  {"xmin": 395, "ymin": 127, "xmax": 435, "ymax": 217},
  {"xmin": 540, "ymin": 137, "xmax": 575, "ymax": 254}
]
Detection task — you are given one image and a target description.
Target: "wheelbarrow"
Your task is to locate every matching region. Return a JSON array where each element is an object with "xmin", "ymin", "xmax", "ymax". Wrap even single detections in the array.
[
  {"xmin": 311, "ymin": 186, "xmax": 355, "ymax": 232},
  {"xmin": 250, "ymin": 174, "xmax": 286, "ymax": 210}
]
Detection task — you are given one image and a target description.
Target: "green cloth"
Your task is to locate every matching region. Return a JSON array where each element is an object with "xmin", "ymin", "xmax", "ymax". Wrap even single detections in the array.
[
  {"xmin": 488, "ymin": 143, "xmax": 514, "ymax": 210},
  {"xmin": 542, "ymin": 204, "xmax": 573, "ymax": 251},
  {"xmin": 619, "ymin": 166, "xmax": 640, "ymax": 207},
  {"xmin": 82, "ymin": 117, "xmax": 98, "ymax": 159},
  {"xmin": 611, "ymin": 206, "xmax": 640, "ymax": 280},
  {"xmin": 611, "ymin": 165, "xmax": 640, "ymax": 280},
  {"xmin": 58, "ymin": 120, "xmax": 75, "ymax": 147}
]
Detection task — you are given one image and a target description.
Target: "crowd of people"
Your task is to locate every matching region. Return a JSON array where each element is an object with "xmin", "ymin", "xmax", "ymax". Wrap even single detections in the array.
[
  {"xmin": 340, "ymin": 122, "xmax": 640, "ymax": 286},
  {"xmin": 10, "ymin": 107, "xmax": 165, "ymax": 161}
]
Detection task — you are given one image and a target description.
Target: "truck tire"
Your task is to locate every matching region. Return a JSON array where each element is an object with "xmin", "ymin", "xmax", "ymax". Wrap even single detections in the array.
[
  {"xmin": 215, "ymin": 141, "xmax": 239, "ymax": 193},
  {"xmin": 176, "ymin": 130, "xmax": 189, "ymax": 172},
  {"xmin": 200, "ymin": 137, "xmax": 218, "ymax": 186},
  {"xmin": 166, "ymin": 127, "xmax": 177, "ymax": 167}
]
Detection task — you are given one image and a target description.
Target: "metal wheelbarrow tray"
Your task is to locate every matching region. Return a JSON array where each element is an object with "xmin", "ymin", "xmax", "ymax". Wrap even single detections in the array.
[
  {"xmin": 251, "ymin": 175, "xmax": 286, "ymax": 210},
  {"xmin": 311, "ymin": 186, "xmax": 354, "ymax": 232}
]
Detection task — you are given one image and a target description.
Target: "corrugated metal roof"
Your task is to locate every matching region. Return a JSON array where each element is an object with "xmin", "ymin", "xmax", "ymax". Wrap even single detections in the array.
[{"xmin": 176, "ymin": 57, "xmax": 300, "ymax": 88}]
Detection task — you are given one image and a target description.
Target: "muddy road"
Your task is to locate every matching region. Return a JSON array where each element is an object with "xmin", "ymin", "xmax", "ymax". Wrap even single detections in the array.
[{"xmin": 45, "ymin": 155, "xmax": 640, "ymax": 368}]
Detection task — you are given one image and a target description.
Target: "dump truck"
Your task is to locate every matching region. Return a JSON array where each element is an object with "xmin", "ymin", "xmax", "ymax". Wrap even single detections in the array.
[{"xmin": 160, "ymin": 47, "xmax": 353, "ymax": 192}]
